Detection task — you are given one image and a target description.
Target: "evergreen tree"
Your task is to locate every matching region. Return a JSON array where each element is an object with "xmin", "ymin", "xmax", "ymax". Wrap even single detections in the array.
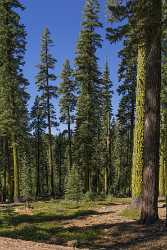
[
  {"xmin": 74, "ymin": 0, "xmax": 102, "ymax": 193},
  {"xmin": 65, "ymin": 166, "xmax": 83, "ymax": 201},
  {"xmin": 0, "ymin": 0, "xmax": 29, "ymax": 202},
  {"xmin": 116, "ymin": 105, "xmax": 132, "ymax": 196},
  {"xmin": 31, "ymin": 96, "xmax": 47, "ymax": 197},
  {"xmin": 100, "ymin": 61, "xmax": 113, "ymax": 194},
  {"xmin": 140, "ymin": 0, "xmax": 161, "ymax": 224},
  {"xmin": 54, "ymin": 132, "xmax": 67, "ymax": 196},
  {"xmin": 19, "ymin": 151, "xmax": 33, "ymax": 200},
  {"xmin": 59, "ymin": 60, "xmax": 76, "ymax": 170},
  {"xmin": 107, "ymin": 0, "xmax": 154, "ymax": 206},
  {"xmin": 111, "ymin": 120, "xmax": 124, "ymax": 195},
  {"xmin": 36, "ymin": 28, "xmax": 57, "ymax": 196},
  {"xmin": 108, "ymin": 1, "xmax": 162, "ymax": 222},
  {"xmin": 117, "ymin": 38, "xmax": 137, "ymax": 197},
  {"xmin": 107, "ymin": 0, "xmax": 143, "ymax": 202}
]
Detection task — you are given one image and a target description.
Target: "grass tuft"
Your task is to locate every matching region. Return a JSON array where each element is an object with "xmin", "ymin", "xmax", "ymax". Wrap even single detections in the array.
[{"xmin": 120, "ymin": 207, "xmax": 140, "ymax": 220}]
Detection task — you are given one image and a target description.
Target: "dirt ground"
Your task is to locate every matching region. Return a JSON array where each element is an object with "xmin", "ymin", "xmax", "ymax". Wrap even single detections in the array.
[
  {"xmin": 0, "ymin": 202, "xmax": 166, "ymax": 250},
  {"xmin": 0, "ymin": 237, "xmax": 76, "ymax": 250},
  {"xmin": 63, "ymin": 202, "xmax": 167, "ymax": 249}
]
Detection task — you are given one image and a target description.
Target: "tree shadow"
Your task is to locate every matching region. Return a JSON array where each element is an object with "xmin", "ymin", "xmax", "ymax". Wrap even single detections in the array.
[
  {"xmin": 85, "ymin": 220, "xmax": 167, "ymax": 249},
  {"xmin": 0, "ymin": 206, "xmax": 99, "ymax": 226},
  {"xmin": 12, "ymin": 210, "xmax": 100, "ymax": 226},
  {"xmin": 1, "ymin": 206, "xmax": 166, "ymax": 249},
  {"xmin": 1, "ymin": 220, "xmax": 167, "ymax": 249}
]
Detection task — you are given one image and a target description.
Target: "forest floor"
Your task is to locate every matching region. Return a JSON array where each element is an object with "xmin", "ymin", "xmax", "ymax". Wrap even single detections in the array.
[{"xmin": 0, "ymin": 198, "xmax": 166, "ymax": 249}]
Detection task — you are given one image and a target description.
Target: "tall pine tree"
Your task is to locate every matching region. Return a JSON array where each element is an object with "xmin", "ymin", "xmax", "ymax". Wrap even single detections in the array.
[
  {"xmin": 59, "ymin": 59, "xmax": 76, "ymax": 170},
  {"xmin": 117, "ymin": 38, "xmax": 137, "ymax": 197},
  {"xmin": 36, "ymin": 28, "xmax": 57, "ymax": 196},
  {"xmin": 31, "ymin": 96, "xmax": 47, "ymax": 198},
  {"xmin": 107, "ymin": 0, "xmax": 148, "ymax": 205},
  {"xmin": 100, "ymin": 61, "xmax": 113, "ymax": 194},
  {"xmin": 0, "ymin": 0, "xmax": 29, "ymax": 202},
  {"xmin": 74, "ymin": 0, "xmax": 102, "ymax": 193}
]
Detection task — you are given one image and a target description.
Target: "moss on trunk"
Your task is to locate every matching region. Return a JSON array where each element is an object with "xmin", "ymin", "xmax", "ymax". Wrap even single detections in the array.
[{"xmin": 132, "ymin": 43, "xmax": 146, "ymax": 199}]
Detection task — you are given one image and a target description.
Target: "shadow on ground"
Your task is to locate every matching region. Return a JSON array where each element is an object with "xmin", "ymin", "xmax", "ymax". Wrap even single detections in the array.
[{"xmin": 0, "ymin": 206, "xmax": 167, "ymax": 249}]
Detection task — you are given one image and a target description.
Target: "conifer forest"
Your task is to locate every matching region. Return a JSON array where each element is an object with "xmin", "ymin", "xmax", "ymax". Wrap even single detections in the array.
[{"xmin": 0, "ymin": 1, "xmax": 167, "ymax": 249}]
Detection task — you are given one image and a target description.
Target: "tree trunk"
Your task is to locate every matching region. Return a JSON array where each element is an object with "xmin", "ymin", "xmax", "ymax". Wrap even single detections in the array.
[
  {"xmin": 132, "ymin": 43, "xmax": 146, "ymax": 203},
  {"xmin": 36, "ymin": 120, "xmax": 40, "ymax": 198},
  {"xmin": 3, "ymin": 137, "xmax": 7, "ymax": 202},
  {"xmin": 68, "ymin": 108, "xmax": 72, "ymax": 169},
  {"xmin": 104, "ymin": 167, "xmax": 108, "ymax": 195},
  {"xmin": 47, "ymin": 88, "xmax": 54, "ymax": 196},
  {"xmin": 58, "ymin": 134, "xmax": 62, "ymax": 196},
  {"xmin": 159, "ymin": 110, "xmax": 167, "ymax": 197},
  {"xmin": 6, "ymin": 137, "xmax": 12, "ymax": 202},
  {"xmin": 107, "ymin": 112, "xmax": 112, "ymax": 194},
  {"xmin": 45, "ymin": 37, "xmax": 54, "ymax": 197},
  {"xmin": 140, "ymin": 0, "xmax": 161, "ymax": 224},
  {"xmin": 85, "ymin": 161, "xmax": 91, "ymax": 193},
  {"xmin": 12, "ymin": 133, "xmax": 20, "ymax": 203},
  {"xmin": 48, "ymin": 130, "xmax": 54, "ymax": 196},
  {"xmin": 159, "ymin": 145, "xmax": 166, "ymax": 197}
]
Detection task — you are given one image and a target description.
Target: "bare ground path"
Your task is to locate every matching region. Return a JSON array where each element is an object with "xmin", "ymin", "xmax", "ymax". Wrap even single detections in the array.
[
  {"xmin": 0, "ymin": 237, "xmax": 75, "ymax": 250},
  {"xmin": 0, "ymin": 201, "xmax": 166, "ymax": 250},
  {"xmin": 63, "ymin": 203, "xmax": 133, "ymax": 228},
  {"xmin": 63, "ymin": 202, "xmax": 167, "ymax": 249}
]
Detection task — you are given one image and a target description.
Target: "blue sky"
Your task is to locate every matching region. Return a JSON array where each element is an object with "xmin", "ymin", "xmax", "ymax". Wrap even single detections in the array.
[{"xmin": 21, "ymin": 0, "xmax": 121, "ymax": 118}]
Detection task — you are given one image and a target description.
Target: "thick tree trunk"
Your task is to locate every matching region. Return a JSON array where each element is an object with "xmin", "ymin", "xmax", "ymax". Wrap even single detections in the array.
[
  {"xmin": 132, "ymin": 43, "xmax": 146, "ymax": 203},
  {"xmin": 140, "ymin": 0, "xmax": 161, "ymax": 224}
]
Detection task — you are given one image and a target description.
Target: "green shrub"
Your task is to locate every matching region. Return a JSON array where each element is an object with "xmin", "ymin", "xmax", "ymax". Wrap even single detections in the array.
[
  {"xmin": 105, "ymin": 194, "xmax": 113, "ymax": 202},
  {"xmin": 120, "ymin": 207, "xmax": 140, "ymax": 220},
  {"xmin": 83, "ymin": 191, "xmax": 96, "ymax": 201},
  {"xmin": 65, "ymin": 167, "xmax": 83, "ymax": 201}
]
